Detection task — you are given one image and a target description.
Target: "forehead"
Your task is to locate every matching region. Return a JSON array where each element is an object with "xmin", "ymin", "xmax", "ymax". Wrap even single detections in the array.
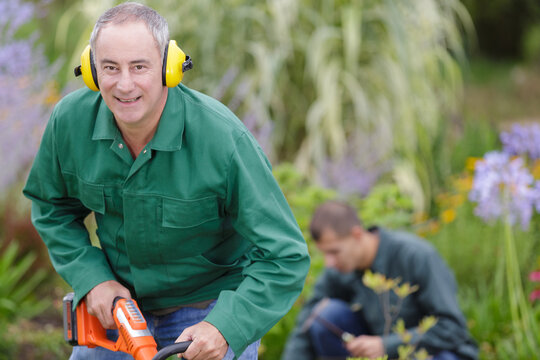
[
  {"xmin": 95, "ymin": 21, "xmax": 160, "ymax": 58},
  {"xmin": 316, "ymin": 228, "xmax": 344, "ymax": 249}
]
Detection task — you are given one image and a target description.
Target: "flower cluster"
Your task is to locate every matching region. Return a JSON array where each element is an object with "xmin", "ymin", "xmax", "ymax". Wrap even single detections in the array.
[
  {"xmin": 318, "ymin": 133, "xmax": 390, "ymax": 196},
  {"xmin": 469, "ymin": 151, "xmax": 540, "ymax": 229},
  {"xmin": 0, "ymin": 0, "xmax": 56, "ymax": 192},
  {"xmin": 500, "ymin": 123, "xmax": 540, "ymax": 160}
]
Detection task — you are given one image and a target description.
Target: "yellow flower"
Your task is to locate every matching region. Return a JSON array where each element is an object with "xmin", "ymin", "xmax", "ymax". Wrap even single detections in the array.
[
  {"xmin": 418, "ymin": 316, "xmax": 438, "ymax": 334},
  {"xmin": 531, "ymin": 159, "xmax": 540, "ymax": 180},
  {"xmin": 466, "ymin": 157, "xmax": 482, "ymax": 171},
  {"xmin": 395, "ymin": 283, "xmax": 419, "ymax": 299},
  {"xmin": 440, "ymin": 208, "xmax": 456, "ymax": 224},
  {"xmin": 454, "ymin": 175, "xmax": 473, "ymax": 192},
  {"xmin": 362, "ymin": 270, "xmax": 400, "ymax": 294}
]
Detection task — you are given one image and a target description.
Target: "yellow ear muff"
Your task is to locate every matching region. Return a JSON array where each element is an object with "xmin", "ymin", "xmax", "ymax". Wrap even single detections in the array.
[
  {"xmin": 163, "ymin": 40, "xmax": 193, "ymax": 87},
  {"xmin": 74, "ymin": 45, "xmax": 99, "ymax": 91}
]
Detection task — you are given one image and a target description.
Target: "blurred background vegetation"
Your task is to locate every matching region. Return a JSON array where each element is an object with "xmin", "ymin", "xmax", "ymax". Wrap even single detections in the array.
[{"xmin": 1, "ymin": 0, "xmax": 540, "ymax": 359}]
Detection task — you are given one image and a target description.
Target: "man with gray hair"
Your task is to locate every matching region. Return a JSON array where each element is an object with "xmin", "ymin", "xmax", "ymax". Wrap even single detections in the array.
[{"xmin": 24, "ymin": 2, "xmax": 309, "ymax": 359}]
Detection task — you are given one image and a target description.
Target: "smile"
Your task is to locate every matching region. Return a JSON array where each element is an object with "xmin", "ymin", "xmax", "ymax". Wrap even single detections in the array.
[{"xmin": 116, "ymin": 96, "xmax": 141, "ymax": 103}]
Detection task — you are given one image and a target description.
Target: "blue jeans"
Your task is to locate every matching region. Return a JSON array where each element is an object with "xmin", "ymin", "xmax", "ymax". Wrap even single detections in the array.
[
  {"xmin": 307, "ymin": 298, "xmax": 460, "ymax": 360},
  {"xmin": 69, "ymin": 300, "xmax": 260, "ymax": 359}
]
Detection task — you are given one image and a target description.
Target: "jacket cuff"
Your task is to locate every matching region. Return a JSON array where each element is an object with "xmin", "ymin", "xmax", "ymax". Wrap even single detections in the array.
[
  {"xmin": 70, "ymin": 267, "xmax": 117, "ymax": 309},
  {"xmin": 204, "ymin": 309, "xmax": 247, "ymax": 359}
]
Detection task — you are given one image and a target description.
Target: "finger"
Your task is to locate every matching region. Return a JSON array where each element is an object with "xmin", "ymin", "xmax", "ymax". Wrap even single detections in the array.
[
  {"xmin": 176, "ymin": 332, "xmax": 194, "ymax": 359},
  {"xmin": 346, "ymin": 340, "xmax": 364, "ymax": 357},
  {"xmin": 98, "ymin": 306, "xmax": 116, "ymax": 329},
  {"xmin": 182, "ymin": 345, "xmax": 202, "ymax": 360}
]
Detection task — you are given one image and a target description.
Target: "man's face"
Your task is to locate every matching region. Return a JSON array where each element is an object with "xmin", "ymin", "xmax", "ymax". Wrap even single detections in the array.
[
  {"xmin": 316, "ymin": 228, "xmax": 364, "ymax": 273},
  {"xmin": 94, "ymin": 21, "xmax": 167, "ymax": 128}
]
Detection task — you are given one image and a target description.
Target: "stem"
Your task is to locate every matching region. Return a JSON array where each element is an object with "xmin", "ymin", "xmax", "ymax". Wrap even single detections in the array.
[
  {"xmin": 503, "ymin": 217, "xmax": 539, "ymax": 354},
  {"xmin": 494, "ymin": 231, "xmax": 505, "ymax": 298},
  {"xmin": 381, "ymin": 292, "xmax": 392, "ymax": 336}
]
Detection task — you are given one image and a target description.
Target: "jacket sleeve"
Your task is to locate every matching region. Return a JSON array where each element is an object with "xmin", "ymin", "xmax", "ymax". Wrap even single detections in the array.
[
  {"xmin": 22, "ymin": 109, "xmax": 116, "ymax": 307},
  {"xmin": 203, "ymin": 131, "xmax": 310, "ymax": 358},
  {"xmin": 382, "ymin": 246, "xmax": 478, "ymax": 359}
]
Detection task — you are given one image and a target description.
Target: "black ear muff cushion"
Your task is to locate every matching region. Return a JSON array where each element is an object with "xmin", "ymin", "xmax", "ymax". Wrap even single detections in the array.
[
  {"xmin": 89, "ymin": 49, "xmax": 99, "ymax": 90},
  {"xmin": 162, "ymin": 44, "xmax": 169, "ymax": 86}
]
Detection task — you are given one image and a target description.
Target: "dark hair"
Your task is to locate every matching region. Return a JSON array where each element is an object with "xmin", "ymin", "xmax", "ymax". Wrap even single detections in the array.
[{"xmin": 309, "ymin": 201, "xmax": 362, "ymax": 241}]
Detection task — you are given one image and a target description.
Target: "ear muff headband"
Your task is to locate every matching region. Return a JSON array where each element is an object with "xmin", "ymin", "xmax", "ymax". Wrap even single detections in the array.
[{"xmin": 74, "ymin": 40, "xmax": 193, "ymax": 91}]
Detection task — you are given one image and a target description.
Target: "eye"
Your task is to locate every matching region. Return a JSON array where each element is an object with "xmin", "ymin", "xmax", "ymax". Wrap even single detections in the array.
[
  {"xmin": 104, "ymin": 65, "xmax": 117, "ymax": 71},
  {"xmin": 134, "ymin": 65, "xmax": 145, "ymax": 70}
]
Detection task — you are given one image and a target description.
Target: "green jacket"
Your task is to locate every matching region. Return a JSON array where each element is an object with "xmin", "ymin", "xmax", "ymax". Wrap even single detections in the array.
[
  {"xmin": 282, "ymin": 228, "xmax": 478, "ymax": 360},
  {"xmin": 23, "ymin": 85, "xmax": 310, "ymax": 357}
]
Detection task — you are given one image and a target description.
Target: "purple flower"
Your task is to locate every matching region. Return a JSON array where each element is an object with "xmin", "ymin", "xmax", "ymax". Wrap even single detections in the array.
[
  {"xmin": 0, "ymin": 0, "xmax": 34, "ymax": 38},
  {"xmin": 0, "ymin": 0, "xmax": 54, "ymax": 191},
  {"xmin": 469, "ymin": 151, "xmax": 540, "ymax": 229},
  {"xmin": 500, "ymin": 123, "xmax": 540, "ymax": 160},
  {"xmin": 318, "ymin": 134, "xmax": 390, "ymax": 196}
]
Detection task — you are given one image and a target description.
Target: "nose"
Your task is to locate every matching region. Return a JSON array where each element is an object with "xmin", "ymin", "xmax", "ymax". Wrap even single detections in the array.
[{"xmin": 116, "ymin": 69, "xmax": 135, "ymax": 92}]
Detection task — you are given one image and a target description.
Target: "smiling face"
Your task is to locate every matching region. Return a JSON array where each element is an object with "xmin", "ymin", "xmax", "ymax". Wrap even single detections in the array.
[{"xmin": 94, "ymin": 21, "xmax": 168, "ymax": 131}]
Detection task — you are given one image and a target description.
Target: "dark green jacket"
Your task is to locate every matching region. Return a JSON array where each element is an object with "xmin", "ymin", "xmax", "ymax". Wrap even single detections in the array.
[
  {"xmin": 23, "ymin": 85, "xmax": 310, "ymax": 357},
  {"xmin": 282, "ymin": 228, "xmax": 477, "ymax": 360}
]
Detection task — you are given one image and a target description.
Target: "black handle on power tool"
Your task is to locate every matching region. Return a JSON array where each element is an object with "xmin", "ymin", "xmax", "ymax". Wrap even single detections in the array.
[{"xmin": 152, "ymin": 341, "xmax": 192, "ymax": 360}]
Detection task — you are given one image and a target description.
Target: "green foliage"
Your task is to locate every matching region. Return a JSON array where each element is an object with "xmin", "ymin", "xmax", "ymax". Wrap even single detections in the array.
[
  {"xmin": 0, "ymin": 319, "xmax": 72, "ymax": 360},
  {"xmin": 273, "ymin": 163, "xmax": 336, "ymax": 242},
  {"xmin": 522, "ymin": 24, "xmax": 540, "ymax": 63},
  {"xmin": 354, "ymin": 183, "xmax": 415, "ymax": 230},
  {"xmin": 428, "ymin": 201, "xmax": 539, "ymax": 289},
  {"xmin": 448, "ymin": 118, "xmax": 500, "ymax": 175},
  {"xmin": 260, "ymin": 163, "xmax": 334, "ymax": 359},
  {"xmin": 0, "ymin": 242, "xmax": 49, "ymax": 322}
]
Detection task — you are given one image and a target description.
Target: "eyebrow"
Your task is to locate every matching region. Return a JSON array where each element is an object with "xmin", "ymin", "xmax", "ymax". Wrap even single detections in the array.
[{"xmin": 100, "ymin": 59, "xmax": 151, "ymax": 65}]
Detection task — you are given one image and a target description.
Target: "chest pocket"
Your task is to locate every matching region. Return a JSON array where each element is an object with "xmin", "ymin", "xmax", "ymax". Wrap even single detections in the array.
[
  {"xmin": 159, "ymin": 196, "xmax": 222, "ymax": 259},
  {"xmin": 63, "ymin": 172, "xmax": 105, "ymax": 214},
  {"xmin": 162, "ymin": 196, "xmax": 220, "ymax": 228},
  {"xmin": 79, "ymin": 182, "xmax": 106, "ymax": 214}
]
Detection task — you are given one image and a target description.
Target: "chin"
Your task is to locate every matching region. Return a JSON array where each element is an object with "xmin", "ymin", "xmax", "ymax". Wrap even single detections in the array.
[{"xmin": 112, "ymin": 109, "xmax": 143, "ymax": 123}]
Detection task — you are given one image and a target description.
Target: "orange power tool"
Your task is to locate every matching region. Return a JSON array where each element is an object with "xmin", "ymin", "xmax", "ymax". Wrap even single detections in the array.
[{"xmin": 63, "ymin": 292, "xmax": 191, "ymax": 360}]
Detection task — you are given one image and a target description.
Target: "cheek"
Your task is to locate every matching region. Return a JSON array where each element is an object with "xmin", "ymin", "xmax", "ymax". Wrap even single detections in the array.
[{"xmin": 97, "ymin": 76, "xmax": 116, "ymax": 93}]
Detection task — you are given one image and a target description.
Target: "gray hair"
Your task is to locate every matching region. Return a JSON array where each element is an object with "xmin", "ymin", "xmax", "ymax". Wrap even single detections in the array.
[{"xmin": 89, "ymin": 2, "xmax": 169, "ymax": 59}]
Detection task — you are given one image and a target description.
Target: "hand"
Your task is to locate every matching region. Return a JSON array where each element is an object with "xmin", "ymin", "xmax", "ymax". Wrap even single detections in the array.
[
  {"xmin": 345, "ymin": 335, "xmax": 385, "ymax": 359},
  {"xmin": 175, "ymin": 321, "xmax": 228, "ymax": 360},
  {"xmin": 86, "ymin": 280, "xmax": 131, "ymax": 329}
]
